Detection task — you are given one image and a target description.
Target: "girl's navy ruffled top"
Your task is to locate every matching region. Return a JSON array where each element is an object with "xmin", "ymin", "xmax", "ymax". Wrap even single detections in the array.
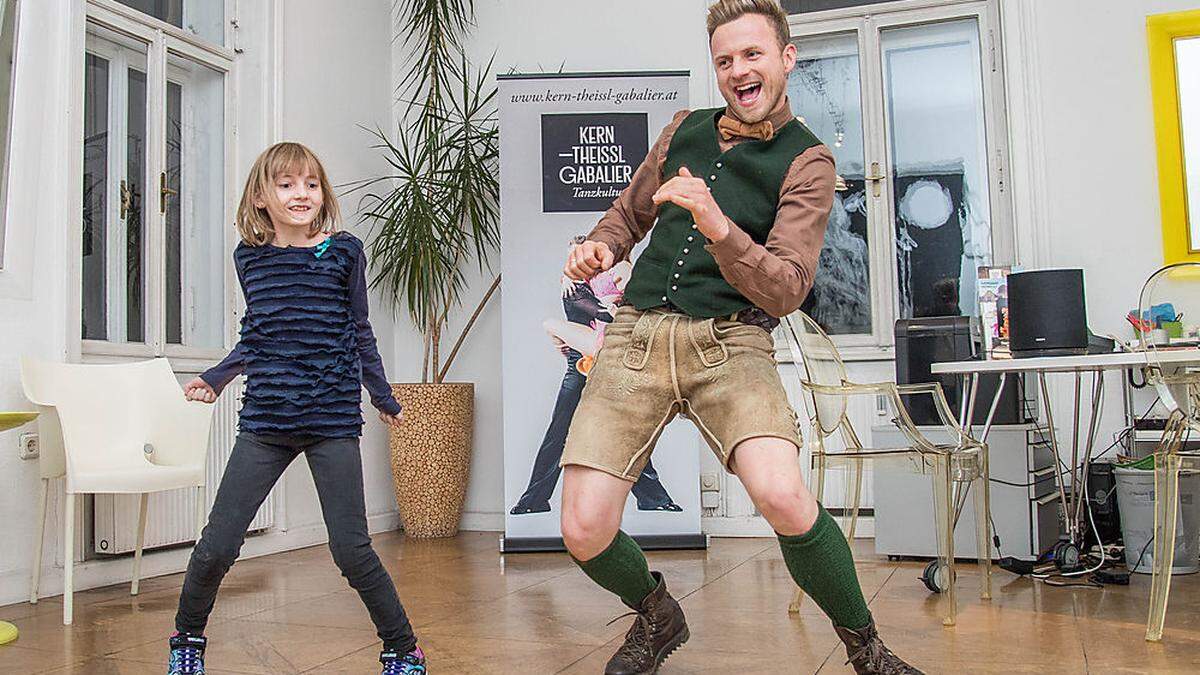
[{"xmin": 200, "ymin": 232, "xmax": 401, "ymax": 438}]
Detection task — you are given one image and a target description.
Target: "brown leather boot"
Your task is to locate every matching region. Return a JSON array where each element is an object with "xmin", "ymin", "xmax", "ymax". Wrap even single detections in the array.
[
  {"xmin": 834, "ymin": 616, "xmax": 924, "ymax": 675},
  {"xmin": 604, "ymin": 572, "xmax": 689, "ymax": 675}
]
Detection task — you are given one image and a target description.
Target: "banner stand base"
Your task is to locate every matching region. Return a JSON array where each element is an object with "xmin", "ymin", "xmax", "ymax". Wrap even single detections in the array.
[{"xmin": 500, "ymin": 533, "xmax": 709, "ymax": 554}]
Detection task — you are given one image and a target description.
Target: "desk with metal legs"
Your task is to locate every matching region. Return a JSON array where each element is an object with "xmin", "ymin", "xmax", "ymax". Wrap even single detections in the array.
[{"xmin": 932, "ymin": 349, "xmax": 1200, "ymax": 567}]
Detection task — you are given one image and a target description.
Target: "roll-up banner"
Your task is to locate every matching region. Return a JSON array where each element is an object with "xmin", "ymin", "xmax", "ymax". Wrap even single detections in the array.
[{"xmin": 498, "ymin": 71, "xmax": 706, "ymax": 552}]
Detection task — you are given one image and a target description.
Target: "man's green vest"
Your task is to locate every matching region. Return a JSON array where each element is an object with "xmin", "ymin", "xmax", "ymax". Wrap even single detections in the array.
[{"xmin": 624, "ymin": 107, "xmax": 823, "ymax": 318}]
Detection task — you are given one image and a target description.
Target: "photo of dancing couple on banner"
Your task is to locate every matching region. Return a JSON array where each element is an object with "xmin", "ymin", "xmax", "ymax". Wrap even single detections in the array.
[{"xmin": 510, "ymin": 237, "xmax": 682, "ymax": 516}]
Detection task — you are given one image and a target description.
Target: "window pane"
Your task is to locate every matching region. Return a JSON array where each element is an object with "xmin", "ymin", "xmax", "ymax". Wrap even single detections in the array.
[
  {"xmin": 166, "ymin": 81, "xmax": 181, "ymax": 344},
  {"xmin": 783, "ymin": 0, "xmax": 900, "ymax": 14},
  {"xmin": 789, "ymin": 32, "xmax": 872, "ymax": 335},
  {"xmin": 113, "ymin": 0, "xmax": 224, "ymax": 46},
  {"xmin": 882, "ymin": 18, "xmax": 992, "ymax": 320},
  {"xmin": 1177, "ymin": 37, "xmax": 1200, "ymax": 250},
  {"xmin": 82, "ymin": 53, "xmax": 109, "ymax": 341},
  {"xmin": 126, "ymin": 67, "xmax": 147, "ymax": 342},
  {"xmin": 84, "ymin": 33, "xmax": 150, "ymax": 346},
  {"xmin": 166, "ymin": 54, "xmax": 225, "ymax": 348}
]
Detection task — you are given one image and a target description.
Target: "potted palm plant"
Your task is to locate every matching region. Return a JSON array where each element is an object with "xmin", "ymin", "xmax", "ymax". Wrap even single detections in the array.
[{"xmin": 353, "ymin": 0, "xmax": 499, "ymax": 538}]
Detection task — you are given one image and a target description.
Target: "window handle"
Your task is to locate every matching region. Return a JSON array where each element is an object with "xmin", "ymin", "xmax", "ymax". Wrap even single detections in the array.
[
  {"xmin": 159, "ymin": 172, "xmax": 178, "ymax": 214},
  {"xmin": 865, "ymin": 162, "xmax": 886, "ymax": 198}
]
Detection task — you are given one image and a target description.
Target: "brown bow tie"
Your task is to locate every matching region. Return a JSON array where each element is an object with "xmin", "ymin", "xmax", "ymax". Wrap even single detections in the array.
[{"xmin": 717, "ymin": 114, "xmax": 774, "ymax": 141}]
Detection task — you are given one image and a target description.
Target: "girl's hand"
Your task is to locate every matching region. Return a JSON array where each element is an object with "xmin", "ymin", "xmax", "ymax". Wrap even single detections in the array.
[
  {"xmin": 379, "ymin": 410, "xmax": 404, "ymax": 429},
  {"xmin": 183, "ymin": 377, "xmax": 218, "ymax": 404}
]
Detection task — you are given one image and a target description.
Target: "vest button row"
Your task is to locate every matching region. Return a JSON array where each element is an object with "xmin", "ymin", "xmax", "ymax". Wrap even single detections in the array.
[
  {"xmin": 709, "ymin": 175, "xmax": 717, "ymax": 181},
  {"xmin": 715, "ymin": 161, "xmax": 723, "ymax": 169},
  {"xmin": 661, "ymin": 296, "xmax": 668, "ymax": 303}
]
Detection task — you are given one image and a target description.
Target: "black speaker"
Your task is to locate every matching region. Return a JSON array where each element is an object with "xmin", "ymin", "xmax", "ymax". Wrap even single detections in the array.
[
  {"xmin": 894, "ymin": 317, "xmax": 1031, "ymax": 425},
  {"xmin": 1008, "ymin": 268, "xmax": 1088, "ymax": 358}
]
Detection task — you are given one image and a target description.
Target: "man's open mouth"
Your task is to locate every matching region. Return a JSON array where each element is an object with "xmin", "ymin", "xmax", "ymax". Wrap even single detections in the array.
[{"xmin": 735, "ymin": 82, "xmax": 762, "ymax": 106}]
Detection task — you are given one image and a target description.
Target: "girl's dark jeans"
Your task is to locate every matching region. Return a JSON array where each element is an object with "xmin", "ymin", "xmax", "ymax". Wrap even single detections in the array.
[{"xmin": 175, "ymin": 433, "xmax": 416, "ymax": 651}]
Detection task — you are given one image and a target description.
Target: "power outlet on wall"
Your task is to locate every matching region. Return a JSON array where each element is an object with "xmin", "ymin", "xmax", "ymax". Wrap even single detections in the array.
[
  {"xmin": 700, "ymin": 472, "xmax": 720, "ymax": 510},
  {"xmin": 18, "ymin": 432, "xmax": 38, "ymax": 460}
]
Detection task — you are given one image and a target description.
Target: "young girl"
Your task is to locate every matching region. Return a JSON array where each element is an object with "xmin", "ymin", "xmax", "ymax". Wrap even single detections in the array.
[{"xmin": 168, "ymin": 142, "xmax": 425, "ymax": 675}]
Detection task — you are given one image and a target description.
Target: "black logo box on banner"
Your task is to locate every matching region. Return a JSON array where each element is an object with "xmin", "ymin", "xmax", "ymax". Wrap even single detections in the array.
[{"xmin": 541, "ymin": 112, "xmax": 649, "ymax": 213}]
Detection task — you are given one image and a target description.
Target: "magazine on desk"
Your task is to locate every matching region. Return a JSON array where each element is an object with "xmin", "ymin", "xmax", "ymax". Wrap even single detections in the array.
[{"xmin": 977, "ymin": 266, "xmax": 1015, "ymax": 359}]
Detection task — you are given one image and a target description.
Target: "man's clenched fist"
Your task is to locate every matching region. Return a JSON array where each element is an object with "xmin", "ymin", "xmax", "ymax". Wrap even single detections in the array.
[
  {"xmin": 651, "ymin": 167, "xmax": 730, "ymax": 242},
  {"xmin": 564, "ymin": 240, "xmax": 615, "ymax": 281}
]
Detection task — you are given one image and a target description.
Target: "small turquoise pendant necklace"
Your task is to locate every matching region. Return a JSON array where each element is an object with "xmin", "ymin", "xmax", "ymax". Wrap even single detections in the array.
[{"xmin": 313, "ymin": 236, "xmax": 331, "ymax": 258}]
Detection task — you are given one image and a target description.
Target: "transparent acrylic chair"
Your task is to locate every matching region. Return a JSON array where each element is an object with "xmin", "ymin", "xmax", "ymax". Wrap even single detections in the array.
[
  {"xmin": 1138, "ymin": 262, "xmax": 1200, "ymax": 641},
  {"xmin": 779, "ymin": 312, "xmax": 992, "ymax": 626}
]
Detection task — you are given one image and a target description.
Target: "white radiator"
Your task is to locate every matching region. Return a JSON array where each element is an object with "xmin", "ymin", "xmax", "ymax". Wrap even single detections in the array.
[{"xmin": 94, "ymin": 378, "xmax": 275, "ymax": 554}]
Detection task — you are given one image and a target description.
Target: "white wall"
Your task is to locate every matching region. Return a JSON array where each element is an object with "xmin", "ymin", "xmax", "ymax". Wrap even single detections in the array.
[
  {"xmin": 1010, "ymin": 0, "xmax": 1189, "ymax": 315},
  {"xmin": 273, "ymin": 0, "xmax": 402, "ymax": 541},
  {"xmin": 0, "ymin": 0, "xmax": 404, "ymax": 607},
  {"xmin": 0, "ymin": 0, "xmax": 77, "ymax": 604}
]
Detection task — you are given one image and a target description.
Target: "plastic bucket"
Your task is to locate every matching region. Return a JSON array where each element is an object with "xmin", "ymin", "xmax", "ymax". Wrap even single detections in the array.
[{"xmin": 1113, "ymin": 466, "xmax": 1200, "ymax": 574}]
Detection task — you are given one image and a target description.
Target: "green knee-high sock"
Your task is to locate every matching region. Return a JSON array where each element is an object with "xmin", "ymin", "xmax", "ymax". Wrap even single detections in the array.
[
  {"xmin": 573, "ymin": 530, "xmax": 658, "ymax": 607},
  {"xmin": 778, "ymin": 505, "xmax": 871, "ymax": 630}
]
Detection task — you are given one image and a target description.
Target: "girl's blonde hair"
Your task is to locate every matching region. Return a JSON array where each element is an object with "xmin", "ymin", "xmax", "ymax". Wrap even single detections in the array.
[{"xmin": 236, "ymin": 142, "xmax": 341, "ymax": 246}]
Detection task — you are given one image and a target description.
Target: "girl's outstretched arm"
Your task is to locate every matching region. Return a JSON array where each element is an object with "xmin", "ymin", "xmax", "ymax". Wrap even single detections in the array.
[
  {"xmin": 348, "ymin": 237, "xmax": 403, "ymax": 419},
  {"xmin": 195, "ymin": 251, "xmax": 249, "ymax": 398},
  {"xmin": 195, "ymin": 344, "xmax": 245, "ymax": 398}
]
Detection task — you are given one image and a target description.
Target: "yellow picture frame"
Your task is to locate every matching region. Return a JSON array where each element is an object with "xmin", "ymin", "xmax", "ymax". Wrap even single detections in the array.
[{"xmin": 1148, "ymin": 9, "xmax": 1200, "ymax": 263}]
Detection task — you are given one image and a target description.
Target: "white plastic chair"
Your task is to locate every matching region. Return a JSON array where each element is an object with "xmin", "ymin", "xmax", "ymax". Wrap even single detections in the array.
[
  {"xmin": 778, "ymin": 312, "xmax": 992, "ymax": 626},
  {"xmin": 1137, "ymin": 262, "xmax": 1200, "ymax": 641},
  {"xmin": 20, "ymin": 358, "xmax": 214, "ymax": 625}
]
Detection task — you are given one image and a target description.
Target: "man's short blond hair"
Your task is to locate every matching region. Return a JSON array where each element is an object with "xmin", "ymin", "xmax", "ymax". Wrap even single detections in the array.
[{"xmin": 706, "ymin": 0, "xmax": 790, "ymax": 49}]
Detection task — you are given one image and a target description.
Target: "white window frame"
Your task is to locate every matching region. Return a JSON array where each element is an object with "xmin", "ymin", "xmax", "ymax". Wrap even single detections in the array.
[
  {"xmin": 766, "ymin": 0, "xmax": 1013, "ymax": 361},
  {"xmin": 75, "ymin": 0, "xmax": 237, "ymax": 371}
]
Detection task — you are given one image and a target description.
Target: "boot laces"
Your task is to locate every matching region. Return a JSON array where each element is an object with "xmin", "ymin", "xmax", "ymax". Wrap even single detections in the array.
[
  {"xmin": 608, "ymin": 610, "xmax": 655, "ymax": 658},
  {"xmin": 844, "ymin": 634, "xmax": 895, "ymax": 671},
  {"xmin": 170, "ymin": 646, "xmax": 203, "ymax": 674}
]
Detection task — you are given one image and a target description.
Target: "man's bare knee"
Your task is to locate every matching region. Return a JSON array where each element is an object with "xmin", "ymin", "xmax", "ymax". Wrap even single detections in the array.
[
  {"xmin": 730, "ymin": 437, "xmax": 818, "ymax": 536},
  {"xmin": 756, "ymin": 486, "xmax": 819, "ymax": 536},
  {"xmin": 560, "ymin": 464, "xmax": 633, "ymax": 559},
  {"xmin": 561, "ymin": 506, "xmax": 618, "ymax": 561}
]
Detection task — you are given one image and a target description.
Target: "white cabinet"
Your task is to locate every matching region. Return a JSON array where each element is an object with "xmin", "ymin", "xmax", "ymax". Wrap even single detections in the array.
[{"xmin": 872, "ymin": 423, "xmax": 1060, "ymax": 561}]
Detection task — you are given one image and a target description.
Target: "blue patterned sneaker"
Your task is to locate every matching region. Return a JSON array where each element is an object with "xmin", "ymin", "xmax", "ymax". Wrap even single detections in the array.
[
  {"xmin": 167, "ymin": 632, "xmax": 206, "ymax": 674},
  {"xmin": 380, "ymin": 645, "xmax": 426, "ymax": 674}
]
